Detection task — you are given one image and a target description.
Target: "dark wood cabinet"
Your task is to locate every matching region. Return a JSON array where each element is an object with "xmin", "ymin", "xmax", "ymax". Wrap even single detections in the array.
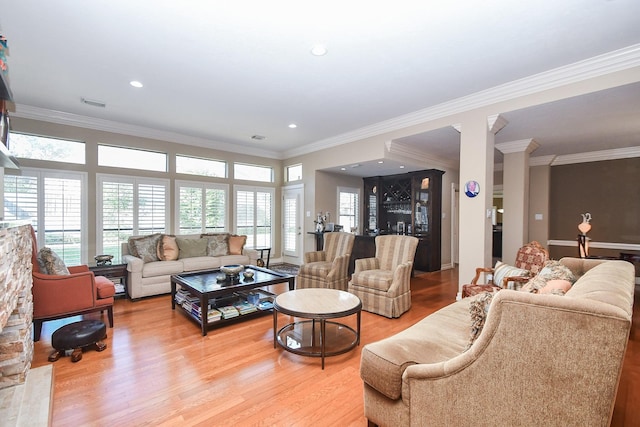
[{"xmin": 363, "ymin": 169, "xmax": 444, "ymax": 272}]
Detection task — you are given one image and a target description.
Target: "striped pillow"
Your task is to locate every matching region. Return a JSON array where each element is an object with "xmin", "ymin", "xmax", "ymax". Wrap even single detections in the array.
[{"xmin": 493, "ymin": 261, "xmax": 529, "ymax": 289}]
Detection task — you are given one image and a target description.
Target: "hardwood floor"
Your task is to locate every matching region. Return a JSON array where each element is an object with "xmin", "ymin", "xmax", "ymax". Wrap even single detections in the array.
[{"xmin": 31, "ymin": 268, "xmax": 639, "ymax": 426}]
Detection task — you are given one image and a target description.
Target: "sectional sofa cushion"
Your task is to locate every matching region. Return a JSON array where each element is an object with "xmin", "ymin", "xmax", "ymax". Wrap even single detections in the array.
[
  {"xmin": 176, "ymin": 237, "xmax": 208, "ymax": 259},
  {"xmin": 129, "ymin": 233, "xmax": 162, "ymax": 262}
]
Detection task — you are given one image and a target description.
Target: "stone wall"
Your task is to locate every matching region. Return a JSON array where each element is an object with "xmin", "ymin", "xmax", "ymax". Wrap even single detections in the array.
[{"xmin": 0, "ymin": 223, "xmax": 33, "ymax": 389}]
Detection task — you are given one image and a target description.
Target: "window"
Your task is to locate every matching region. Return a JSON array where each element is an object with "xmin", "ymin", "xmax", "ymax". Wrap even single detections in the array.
[
  {"xmin": 97, "ymin": 174, "xmax": 169, "ymax": 259},
  {"xmin": 8, "ymin": 132, "xmax": 85, "ymax": 164},
  {"xmin": 235, "ymin": 185, "xmax": 274, "ymax": 248},
  {"xmin": 98, "ymin": 145, "xmax": 167, "ymax": 172},
  {"xmin": 234, "ymin": 163, "xmax": 273, "ymax": 183},
  {"xmin": 4, "ymin": 168, "xmax": 87, "ymax": 265},
  {"xmin": 286, "ymin": 164, "xmax": 302, "ymax": 182},
  {"xmin": 176, "ymin": 155, "xmax": 227, "ymax": 177},
  {"xmin": 176, "ymin": 180, "xmax": 228, "ymax": 234},
  {"xmin": 338, "ymin": 187, "xmax": 360, "ymax": 233}
]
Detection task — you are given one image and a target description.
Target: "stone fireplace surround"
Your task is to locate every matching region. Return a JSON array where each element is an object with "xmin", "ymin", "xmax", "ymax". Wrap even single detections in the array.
[{"xmin": 0, "ymin": 222, "xmax": 33, "ymax": 389}]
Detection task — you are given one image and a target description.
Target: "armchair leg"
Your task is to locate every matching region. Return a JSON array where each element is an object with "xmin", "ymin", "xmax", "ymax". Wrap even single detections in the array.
[
  {"xmin": 107, "ymin": 306, "xmax": 114, "ymax": 328},
  {"xmin": 367, "ymin": 420, "xmax": 379, "ymax": 427},
  {"xmin": 33, "ymin": 320, "xmax": 43, "ymax": 342}
]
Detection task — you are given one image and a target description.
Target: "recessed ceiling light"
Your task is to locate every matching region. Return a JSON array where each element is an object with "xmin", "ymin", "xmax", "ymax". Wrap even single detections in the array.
[
  {"xmin": 340, "ymin": 167, "xmax": 346, "ymax": 171},
  {"xmin": 310, "ymin": 44, "xmax": 328, "ymax": 56},
  {"xmin": 288, "ymin": 123, "xmax": 297, "ymax": 129},
  {"xmin": 130, "ymin": 80, "xmax": 143, "ymax": 88},
  {"xmin": 399, "ymin": 165, "xmax": 405, "ymax": 169},
  {"xmin": 378, "ymin": 161, "xmax": 384, "ymax": 164}
]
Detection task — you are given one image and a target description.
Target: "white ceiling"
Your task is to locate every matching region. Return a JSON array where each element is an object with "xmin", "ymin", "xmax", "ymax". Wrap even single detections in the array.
[{"xmin": 1, "ymin": 0, "xmax": 640, "ymax": 176}]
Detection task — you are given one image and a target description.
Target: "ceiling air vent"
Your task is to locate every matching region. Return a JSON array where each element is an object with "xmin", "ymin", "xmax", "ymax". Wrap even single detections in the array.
[
  {"xmin": 81, "ymin": 97, "xmax": 106, "ymax": 108},
  {"xmin": 251, "ymin": 135, "xmax": 266, "ymax": 141}
]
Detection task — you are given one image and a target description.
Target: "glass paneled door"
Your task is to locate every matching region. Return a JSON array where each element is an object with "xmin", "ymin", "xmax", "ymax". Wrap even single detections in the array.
[{"xmin": 283, "ymin": 185, "xmax": 303, "ymax": 265}]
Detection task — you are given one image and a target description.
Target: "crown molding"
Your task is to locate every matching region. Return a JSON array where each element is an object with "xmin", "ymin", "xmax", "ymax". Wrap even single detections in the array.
[
  {"xmin": 496, "ymin": 138, "xmax": 540, "ymax": 154},
  {"xmin": 488, "ymin": 114, "xmax": 508, "ymax": 134},
  {"xmin": 549, "ymin": 146, "xmax": 640, "ymax": 165},
  {"xmin": 284, "ymin": 43, "xmax": 640, "ymax": 158},
  {"xmin": 529, "ymin": 155, "xmax": 557, "ymax": 167},
  {"xmin": 385, "ymin": 140, "xmax": 458, "ymax": 170},
  {"xmin": 12, "ymin": 104, "xmax": 284, "ymax": 160}
]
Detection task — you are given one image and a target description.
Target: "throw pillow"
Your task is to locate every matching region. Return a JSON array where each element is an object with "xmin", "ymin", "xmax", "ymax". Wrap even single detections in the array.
[
  {"xmin": 132, "ymin": 234, "xmax": 163, "ymax": 263},
  {"xmin": 37, "ymin": 247, "xmax": 70, "ymax": 275},
  {"xmin": 201, "ymin": 233, "xmax": 230, "ymax": 256},
  {"xmin": 157, "ymin": 234, "xmax": 179, "ymax": 261},
  {"xmin": 521, "ymin": 260, "xmax": 576, "ymax": 294},
  {"xmin": 465, "ymin": 291, "xmax": 494, "ymax": 351},
  {"xmin": 128, "ymin": 233, "xmax": 162, "ymax": 259},
  {"xmin": 538, "ymin": 279, "xmax": 572, "ymax": 295},
  {"xmin": 228, "ymin": 234, "xmax": 247, "ymax": 255},
  {"xmin": 493, "ymin": 261, "xmax": 530, "ymax": 290},
  {"xmin": 176, "ymin": 237, "xmax": 208, "ymax": 259}
]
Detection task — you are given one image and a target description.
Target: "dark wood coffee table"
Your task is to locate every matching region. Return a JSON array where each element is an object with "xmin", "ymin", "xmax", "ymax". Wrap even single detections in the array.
[
  {"xmin": 171, "ymin": 265, "xmax": 295, "ymax": 336},
  {"xmin": 273, "ymin": 288, "xmax": 362, "ymax": 369}
]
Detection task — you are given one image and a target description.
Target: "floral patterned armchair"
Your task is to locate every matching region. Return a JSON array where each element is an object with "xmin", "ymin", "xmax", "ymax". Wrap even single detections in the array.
[{"xmin": 462, "ymin": 240, "xmax": 549, "ymax": 298}]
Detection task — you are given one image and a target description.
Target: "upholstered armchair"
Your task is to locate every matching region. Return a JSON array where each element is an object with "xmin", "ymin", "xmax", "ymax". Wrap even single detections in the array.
[
  {"xmin": 462, "ymin": 240, "xmax": 549, "ymax": 297},
  {"xmin": 297, "ymin": 232, "xmax": 355, "ymax": 290},
  {"xmin": 348, "ymin": 235, "xmax": 419, "ymax": 318},
  {"xmin": 30, "ymin": 226, "xmax": 115, "ymax": 341}
]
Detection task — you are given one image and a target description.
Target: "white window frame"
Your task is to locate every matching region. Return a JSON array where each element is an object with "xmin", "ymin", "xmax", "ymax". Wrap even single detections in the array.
[
  {"xmin": 4, "ymin": 167, "xmax": 88, "ymax": 263},
  {"xmin": 234, "ymin": 184, "xmax": 275, "ymax": 248},
  {"xmin": 285, "ymin": 164, "xmax": 302, "ymax": 182},
  {"xmin": 98, "ymin": 144, "xmax": 168, "ymax": 172},
  {"xmin": 233, "ymin": 162, "xmax": 274, "ymax": 183},
  {"xmin": 96, "ymin": 174, "xmax": 170, "ymax": 256},
  {"xmin": 174, "ymin": 180, "xmax": 229, "ymax": 234},
  {"xmin": 175, "ymin": 154, "xmax": 227, "ymax": 178},
  {"xmin": 337, "ymin": 186, "xmax": 360, "ymax": 233}
]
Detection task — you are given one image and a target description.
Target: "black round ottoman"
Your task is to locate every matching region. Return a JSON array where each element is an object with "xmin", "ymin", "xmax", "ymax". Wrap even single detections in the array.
[{"xmin": 48, "ymin": 319, "xmax": 107, "ymax": 363}]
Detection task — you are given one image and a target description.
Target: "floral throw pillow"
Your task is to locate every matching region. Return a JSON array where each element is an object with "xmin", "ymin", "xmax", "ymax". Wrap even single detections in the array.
[
  {"xmin": 200, "ymin": 233, "xmax": 230, "ymax": 256},
  {"xmin": 37, "ymin": 247, "xmax": 70, "ymax": 275},
  {"xmin": 132, "ymin": 234, "xmax": 163, "ymax": 263}
]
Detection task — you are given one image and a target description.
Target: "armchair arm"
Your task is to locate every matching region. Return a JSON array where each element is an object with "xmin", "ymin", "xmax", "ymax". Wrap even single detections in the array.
[
  {"xmin": 354, "ymin": 257, "xmax": 379, "ymax": 274},
  {"xmin": 386, "ymin": 261, "xmax": 414, "ymax": 296},
  {"xmin": 500, "ymin": 274, "xmax": 531, "ymax": 289},
  {"xmin": 471, "ymin": 267, "xmax": 494, "ymax": 284},
  {"xmin": 326, "ymin": 253, "xmax": 351, "ymax": 279},
  {"xmin": 304, "ymin": 251, "xmax": 326, "ymax": 264},
  {"xmin": 32, "ymin": 270, "xmax": 97, "ymax": 317}
]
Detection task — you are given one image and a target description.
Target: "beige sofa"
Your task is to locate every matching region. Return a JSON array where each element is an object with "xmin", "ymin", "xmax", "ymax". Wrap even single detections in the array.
[
  {"xmin": 122, "ymin": 233, "xmax": 258, "ymax": 299},
  {"xmin": 359, "ymin": 258, "xmax": 635, "ymax": 426}
]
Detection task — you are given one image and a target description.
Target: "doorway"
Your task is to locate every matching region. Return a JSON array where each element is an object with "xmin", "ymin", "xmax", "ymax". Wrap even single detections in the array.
[{"xmin": 282, "ymin": 185, "xmax": 303, "ymax": 265}]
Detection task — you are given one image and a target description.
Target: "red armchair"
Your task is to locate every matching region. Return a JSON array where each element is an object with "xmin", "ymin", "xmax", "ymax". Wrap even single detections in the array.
[{"xmin": 30, "ymin": 226, "xmax": 115, "ymax": 341}]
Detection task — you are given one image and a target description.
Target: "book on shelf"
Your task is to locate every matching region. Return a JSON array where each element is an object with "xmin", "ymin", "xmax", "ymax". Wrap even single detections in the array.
[
  {"xmin": 234, "ymin": 300, "xmax": 257, "ymax": 315},
  {"xmin": 257, "ymin": 300, "xmax": 274, "ymax": 311},
  {"xmin": 218, "ymin": 305, "xmax": 240, "ymax": 319}
]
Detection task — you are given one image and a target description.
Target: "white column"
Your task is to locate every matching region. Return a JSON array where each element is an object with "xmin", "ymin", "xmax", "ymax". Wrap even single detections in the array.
[
  {"xmin": 456, "ymin": 114, "xmax": 507, "ymax": 298},
  {"xmin": 495, "ymin": 139, "xmax": 539, "ymax": 264}
]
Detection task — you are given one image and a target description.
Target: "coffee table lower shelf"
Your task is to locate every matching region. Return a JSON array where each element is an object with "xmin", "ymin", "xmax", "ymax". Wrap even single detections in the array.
[{"xmin": 275, "ymin": 320, "xmax": 359, "ymax": 362}]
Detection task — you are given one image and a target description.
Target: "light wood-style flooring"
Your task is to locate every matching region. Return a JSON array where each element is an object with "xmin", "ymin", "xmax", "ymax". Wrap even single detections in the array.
[{"xmin": 31, "ymin": 268, "xmax": 639, "ymax": 426}]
